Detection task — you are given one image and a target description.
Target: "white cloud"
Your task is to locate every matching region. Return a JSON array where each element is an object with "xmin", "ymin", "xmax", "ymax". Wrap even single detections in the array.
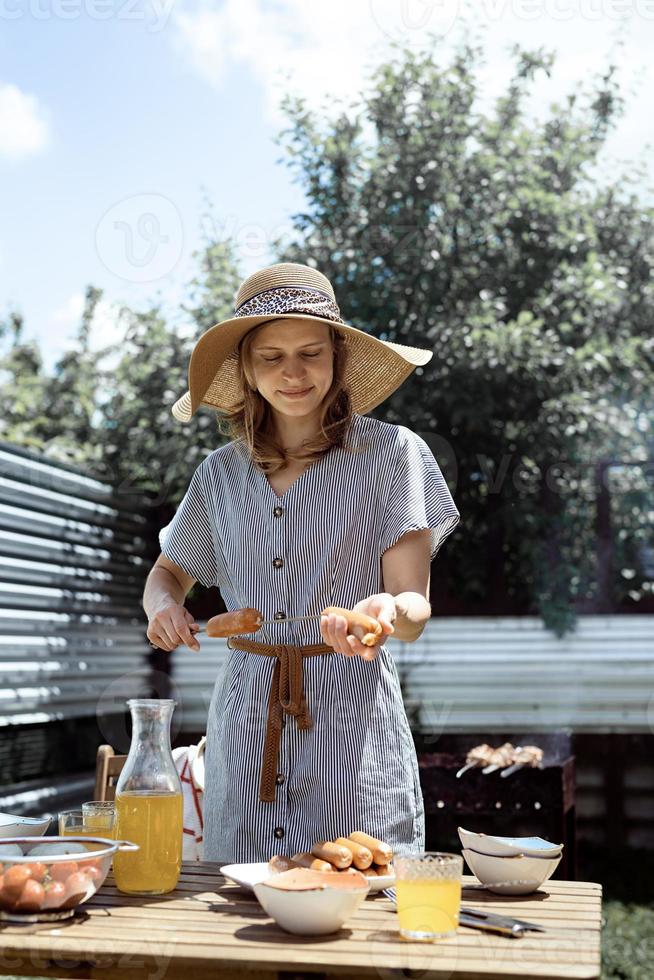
[
  {"xmin": 170, "ymin": 0, "xmax": 652, "ymax": 168},
  {"xmin": 0, "ymin": 83, "xmax": 50, "ymax": 161},
  {"xmin": 171, "ymin": 0, "xmax": 396, "ymax": 127}
]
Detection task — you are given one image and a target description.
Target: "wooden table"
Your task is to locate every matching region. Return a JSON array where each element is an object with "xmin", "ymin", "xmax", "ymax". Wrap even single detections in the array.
[{"xmin": 0, "ymin": 863, "xmax": 602, "ymax": 980}]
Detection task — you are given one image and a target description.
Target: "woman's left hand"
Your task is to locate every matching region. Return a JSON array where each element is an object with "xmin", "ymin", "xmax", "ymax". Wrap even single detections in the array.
[{"xmin": 320, "ymin": 593, "xmax": 396, "ymax": 661}]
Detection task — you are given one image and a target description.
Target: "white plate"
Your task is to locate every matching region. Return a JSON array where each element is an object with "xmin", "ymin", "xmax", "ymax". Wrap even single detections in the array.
[{"xmin": 220, "ymin": 861, "xmax": 395, "ymax": 895}]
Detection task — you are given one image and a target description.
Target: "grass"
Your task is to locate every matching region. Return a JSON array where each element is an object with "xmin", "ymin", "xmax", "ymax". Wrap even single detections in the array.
[{"xmin": 580, "ymin": 844, "xmax": 654, "ymax": 980}]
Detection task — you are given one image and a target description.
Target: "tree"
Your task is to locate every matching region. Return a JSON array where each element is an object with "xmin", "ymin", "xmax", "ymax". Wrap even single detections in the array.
[{"xmin": 271, "ymin": 40, "xmax": 654, "ymax": 634}]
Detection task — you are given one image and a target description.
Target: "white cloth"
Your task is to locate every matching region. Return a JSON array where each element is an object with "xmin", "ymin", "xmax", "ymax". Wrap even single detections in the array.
[{"xmin": 172, "ymin": 737, "xmax": 205, "ymax": 861}]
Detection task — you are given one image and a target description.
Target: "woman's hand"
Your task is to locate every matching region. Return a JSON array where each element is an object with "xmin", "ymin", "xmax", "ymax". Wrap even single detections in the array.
[
  {"xmin": 320, "ymin": 593, "xmax": 396, "ymax": 661},
  {"xmin": 147, "ymin": 603, "xmax": 200, "ymax": 652}
]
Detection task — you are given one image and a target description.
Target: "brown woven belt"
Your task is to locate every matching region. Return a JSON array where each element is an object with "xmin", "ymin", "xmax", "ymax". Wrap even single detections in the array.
[{"xmin": 227, "ymin": 636, "xmax": 333, "ymax": 802}]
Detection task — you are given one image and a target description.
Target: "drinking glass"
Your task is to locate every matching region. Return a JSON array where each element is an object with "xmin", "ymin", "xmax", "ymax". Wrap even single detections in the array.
[
  {"xmin": 82, "ymin": 801, "xmax": 116, "ymax": 838},
  {"xmin": 395, "ymin": 851, "xmax": 463, "ymax": 941},
  {"xmin": 58, "ymin": 809, "xmax": 87, "ymax": 836}
]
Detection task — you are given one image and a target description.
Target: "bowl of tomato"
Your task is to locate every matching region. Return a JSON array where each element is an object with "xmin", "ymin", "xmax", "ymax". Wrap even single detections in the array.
[{"xmin": 0, "ymin": 837, "xmax": 139, "ymax": 916}]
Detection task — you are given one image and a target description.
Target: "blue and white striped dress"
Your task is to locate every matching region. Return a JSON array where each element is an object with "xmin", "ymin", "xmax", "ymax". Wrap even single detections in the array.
[{"xmin": 160, "ymin": 412, "xmax": 460, "ymax": 863}]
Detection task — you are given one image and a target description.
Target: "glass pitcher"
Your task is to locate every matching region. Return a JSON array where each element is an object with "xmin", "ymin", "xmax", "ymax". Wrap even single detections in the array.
[{"xmin": 113, "ymin": 699, "xmax": 183, "ymax": 895}]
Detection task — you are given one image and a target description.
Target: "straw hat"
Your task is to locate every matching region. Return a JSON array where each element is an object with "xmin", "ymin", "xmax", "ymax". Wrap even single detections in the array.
[{"xmin": 171, "ymin": 262, "xmax": 433, "ymax": 421}]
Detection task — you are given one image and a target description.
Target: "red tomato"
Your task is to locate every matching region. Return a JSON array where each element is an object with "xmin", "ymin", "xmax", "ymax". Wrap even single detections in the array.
[
  {"xmin": 15, "ymin": 879, "xmax": 45, "ymax": 912},
  {"xmin": 42, "ymin": 880, "xmax": 66, "ymax": 910},
  {"xmin": 50, "ymin": 860, "xmax": 78, "ymax": 882},
  {"xmin": 24, "ymin": 862, "xmax": 47, "ymax": 882},
  {"xmin": 2, "ymin": 865, "xmax": 32, "ymax": 898},
  {"xmin": 62, "ymin": 871, "xmax": 90, "ymax": 907}
]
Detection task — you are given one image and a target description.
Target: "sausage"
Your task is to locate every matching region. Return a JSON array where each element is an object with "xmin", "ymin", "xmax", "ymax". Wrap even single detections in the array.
[
  {"xmin": 347, "ymin": 832, "xmax": 393, "ymax": 866},
  {"xmin": 205, "ymin": 608, "xmax": 263, "ymax": 638},
  {"xmin": 321, "ymin": 607, "xmax": 383, "ymax": 647},
  {"xmin": 334, "ymin": 837, "xmax": 373, "ymax": 870},
  {"xmin": 268, "ymin": 855, "xmax": 299, "ymax": 874},
  {"xmin": 291, "ymin": 852, "xmax": 335, "ymax": 873},
  {"xmin": 310, "ymin": 841, "xmax": 352, "ymax": 869}
]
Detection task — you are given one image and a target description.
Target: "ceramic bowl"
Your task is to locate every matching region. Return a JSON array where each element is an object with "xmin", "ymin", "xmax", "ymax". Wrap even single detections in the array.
[
  {"xmin": 253, "ymin": 874, "xmax": 370, "ymax": 935},
  {"xmin": 458, "ymin": 826, "xmax": 563, "ymax": 858},
  {"xmin": 462, "ymin": 847, "xmax": 562, "ymax": 895},
  {"xmin": 0, "ymin": 812, "xmax": 51, "ymax": 838},
  {"xmin": 0, "ymin": 836, "xmax": 138, "ymax": 916}
]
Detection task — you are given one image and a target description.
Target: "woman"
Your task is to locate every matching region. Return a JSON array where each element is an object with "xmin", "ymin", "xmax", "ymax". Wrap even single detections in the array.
[{"xmin": 143, "ymin": 262, "xmax": 460, "ymax": 863}]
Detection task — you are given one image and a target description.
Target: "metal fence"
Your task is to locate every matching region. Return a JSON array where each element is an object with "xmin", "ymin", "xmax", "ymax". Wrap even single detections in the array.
[{"xmin": 0, "ymin": 441, "xmax": 157, "ymax": 815}]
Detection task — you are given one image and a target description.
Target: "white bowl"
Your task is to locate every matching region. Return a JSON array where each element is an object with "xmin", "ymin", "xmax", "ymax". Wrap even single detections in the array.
[
  {"xmin": 0, "ymin": 812, "xmax": 51, "ymax": 838},
  {"xmin": 458, "ymin": 826, "xmax": 563, "ymax": 858},
  {"xmin": 253, "ymin": 875, "xmax": 370, "ymax": 935},
  {"xmin": 462, "ymin": 847, "xmax": 562, "ymax": 895}
]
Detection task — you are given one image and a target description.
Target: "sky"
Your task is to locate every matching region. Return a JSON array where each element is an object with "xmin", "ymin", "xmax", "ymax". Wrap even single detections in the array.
[{"xmin": 1, "ymin": 0, "xmax": 652, "ymax": 372}]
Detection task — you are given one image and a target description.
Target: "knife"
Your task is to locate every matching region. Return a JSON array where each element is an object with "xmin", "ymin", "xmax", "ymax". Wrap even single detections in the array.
[{"xmin": 460, "ymin": 906, "xmax": 547, "ymax": 937}]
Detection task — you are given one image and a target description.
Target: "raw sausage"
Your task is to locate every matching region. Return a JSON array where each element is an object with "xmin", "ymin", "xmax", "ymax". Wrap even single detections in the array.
[
  {"xmin": 268, "ymin": 855, "xmax": 299, "ymax": 874},
  {"xmin": 205, "ymin": 608, "xmax": 263, "ymax": 638},
  {"xmin": 322, "ymin": 607, "xmax": 383, "ymax": 647},
  {"xmin": 310, "ymin": 841, "xmax": 352, "ymax": 869},
  {"xmin": 334, "ymin": 836, "xmax": 373, "ymax": 870},
  {"xmin": 347, "ymin": 831, "xmax": 393, "ymax": 866},
  {"xmin": 291, "ymin": 852, "xmax": 335, "ymax": 873}
]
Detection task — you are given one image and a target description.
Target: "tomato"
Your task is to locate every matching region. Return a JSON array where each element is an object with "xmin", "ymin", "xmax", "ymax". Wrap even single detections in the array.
[
  {"xmin": 24, "ymin": 862, "xmax": 47, "ymax": 882},
  {"xmin": 62, "ymin": 871, "xmax": 90, "ymax": 907},
  {"xmin": 2, "ymin": 865, "xmax": 32, "ymax": 898},
  {"xmin": 42, "ymin": 880, "xmax": 66, "ymax": 910},
  {"xmin": 50, "ymin": 861, "xmax": 78, "ymax": 882},
  {"xmin": 82, "ymin": 865, "xmax": 104, "ymax": 886},
  {"xmin": 15, "ymin": 879, "xmax": 45, "ymax": 912}
]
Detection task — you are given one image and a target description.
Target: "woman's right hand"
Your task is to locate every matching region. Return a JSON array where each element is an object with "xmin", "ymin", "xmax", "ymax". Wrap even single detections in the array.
[{"xmin": 147, "ymin": 604, "xmax": 200, "ymax": 652}]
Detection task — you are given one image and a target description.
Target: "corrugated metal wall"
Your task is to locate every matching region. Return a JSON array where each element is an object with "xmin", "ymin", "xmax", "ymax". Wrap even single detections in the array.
[
  {"xmin": 172, "ymin": 614, "xmax": 654, "ymax": 735},
  {"xmin": 0, "ymin": 441, "xmax": 157, "ymax": 813}
]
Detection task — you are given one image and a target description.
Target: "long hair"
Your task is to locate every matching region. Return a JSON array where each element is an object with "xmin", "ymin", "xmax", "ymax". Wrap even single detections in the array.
[{"xmin": 216, "ymin": 319, "xmax": 358, "ymax": 473}]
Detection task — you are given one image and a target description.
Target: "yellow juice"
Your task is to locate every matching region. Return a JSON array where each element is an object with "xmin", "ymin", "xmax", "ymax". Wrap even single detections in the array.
[
  {"xmin": 83, "ymin": 814, "xmax": 116, "ymax": 838},
  {"xmin": 396, "ymin": 878, "xmax": 461, "ymax": 937},
  {"xmin": 113, "ymin": 792, "xmax": 183, "ymax": 894},
  {"xmin": 60, "ymin": 826, "xmax": 101, "ymax": 837}
]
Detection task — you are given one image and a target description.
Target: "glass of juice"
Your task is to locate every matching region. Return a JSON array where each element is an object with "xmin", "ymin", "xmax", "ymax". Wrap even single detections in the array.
[
  {"xmin": 58, "ymin": 809, "xmax": 88, "ymax": 836},
  {"xmin": 82, "ymin": 801, "xmax": 116, "ymax": 838},
  {"xmin": 394, "ymin": 851, "xmax": 463, "ymax": 941}
]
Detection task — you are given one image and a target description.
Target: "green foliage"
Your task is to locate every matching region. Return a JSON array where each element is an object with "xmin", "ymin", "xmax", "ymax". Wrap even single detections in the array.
[
  {"xmin": 0, "ymin": 217, "xmax": 242, "ymax": 536},
  {"xmin": 271, "ymin": 41, "xmax": 654, "ymax": 634}
]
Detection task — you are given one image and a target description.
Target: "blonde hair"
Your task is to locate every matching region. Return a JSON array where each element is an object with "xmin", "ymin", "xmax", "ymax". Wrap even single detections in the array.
[{"xmin": 216, "ymin": 320, "xmax": 359, "ymax": 473}]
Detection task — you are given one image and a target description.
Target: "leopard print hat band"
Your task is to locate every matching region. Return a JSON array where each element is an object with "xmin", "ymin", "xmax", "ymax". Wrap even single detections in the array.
[{"xmin": 233, "ymin": 285, "xmax": 347, "ymax": 325}]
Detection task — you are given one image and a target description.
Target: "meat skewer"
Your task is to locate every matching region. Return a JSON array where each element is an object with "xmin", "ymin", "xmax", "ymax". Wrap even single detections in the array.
[
  {"xmin": 481, "ymin": 742, "xmax": 516, "ymax": 774},
  {"xmin": 500, "ymin": 745, "xmax": 544, "ymax": 778},
  {"xmin": 193, "ymin": 606, "xmax": 383, "ymax": 646},
  {"xmin": 455, "ymin": 743, "xmax": 495, "ymax": 779}
]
